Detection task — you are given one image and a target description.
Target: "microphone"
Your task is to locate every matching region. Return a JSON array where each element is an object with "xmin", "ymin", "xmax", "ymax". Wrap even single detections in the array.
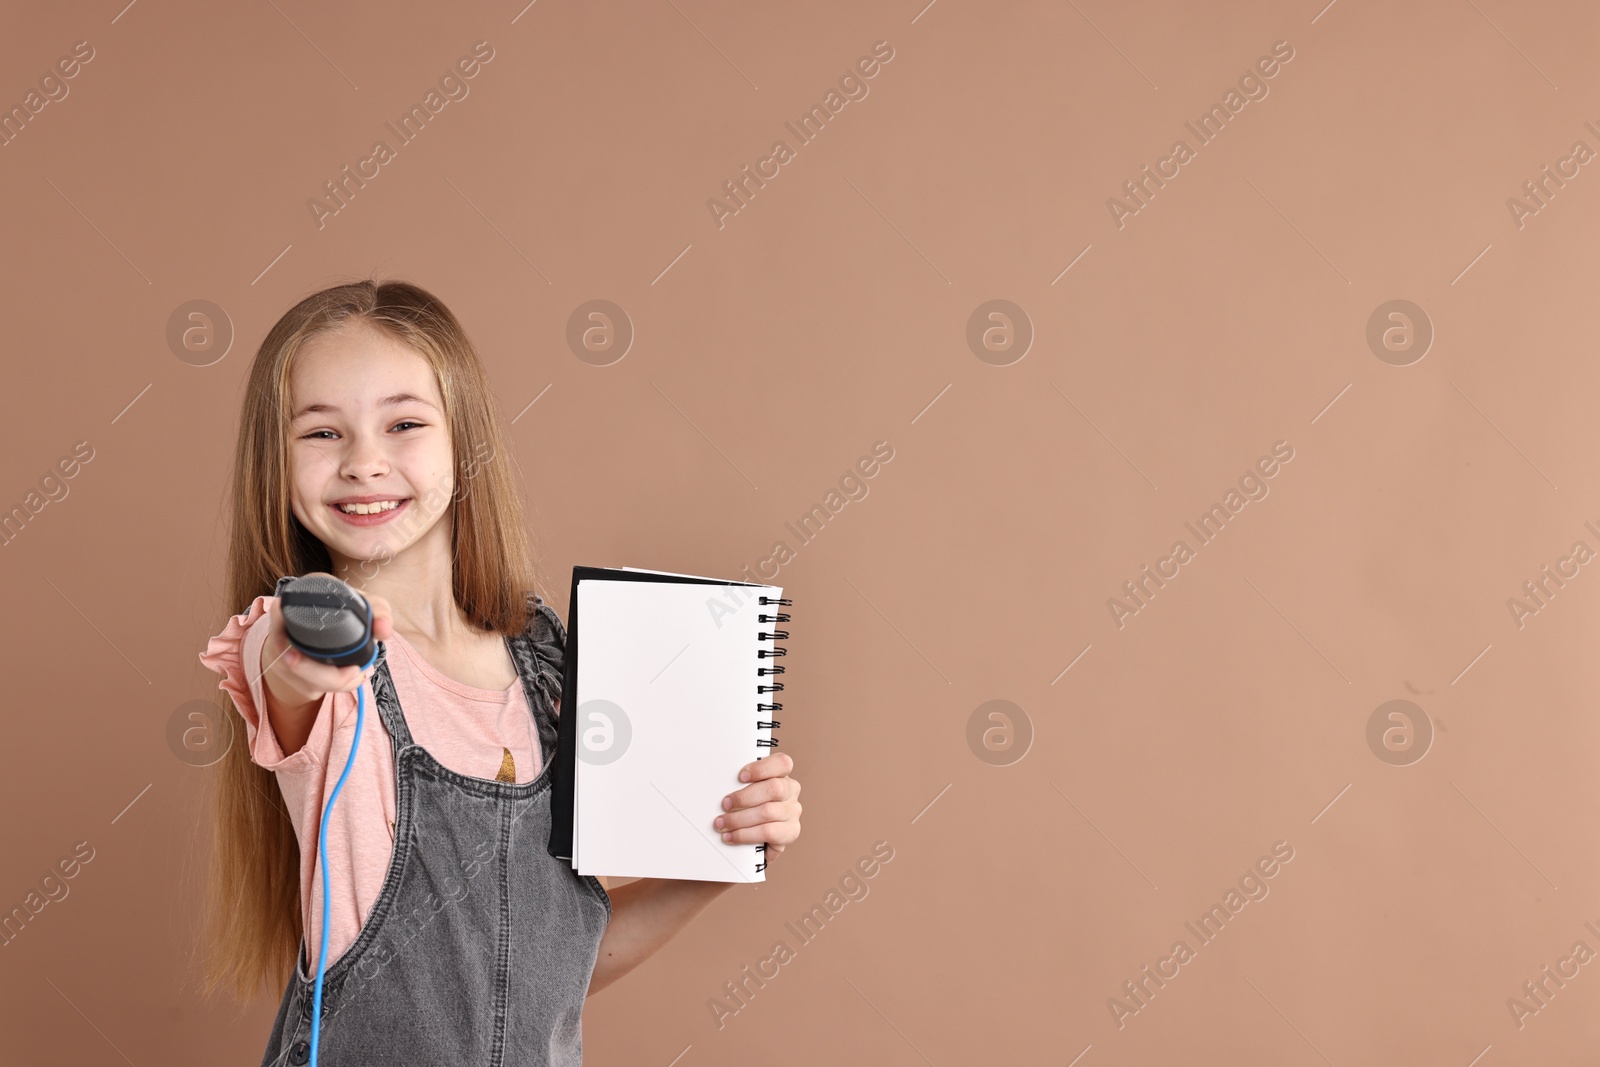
[{"xmin": 273, "ymin": 574, "xmax": 375, "ymax": 667}]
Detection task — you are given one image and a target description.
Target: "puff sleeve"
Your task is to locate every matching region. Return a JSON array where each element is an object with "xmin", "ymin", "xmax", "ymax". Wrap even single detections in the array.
[
  {"xmin": 508, "ymin": 592, "xmax": 567, "ymax": 766},
  {"xmin": 197, "ymin": 595, "xmax": 322, "ymax": 771},
  {"xmin": 527, "ymin": 593, "xmax": 567, "ymax": 719}
]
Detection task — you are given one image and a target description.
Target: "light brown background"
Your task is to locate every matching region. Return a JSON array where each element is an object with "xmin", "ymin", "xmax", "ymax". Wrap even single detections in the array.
[{"xmin": 1, "ymin": 0, "xmax": 1597, "ymax": 1062}]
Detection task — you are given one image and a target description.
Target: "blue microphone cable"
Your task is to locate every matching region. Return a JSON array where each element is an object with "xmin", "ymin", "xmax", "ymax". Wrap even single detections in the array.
[
  {"xmin": 309, "ymin": 645, "xmax": 375, "ymax": 1067},
  {"xmin": 272, "ymin": 574, "xmax": 378, "ymax": 1067}
]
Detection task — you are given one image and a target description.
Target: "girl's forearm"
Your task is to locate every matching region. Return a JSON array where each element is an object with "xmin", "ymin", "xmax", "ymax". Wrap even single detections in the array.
[{"xmin": 587, "ymin": 877, "xmax": 733, "ymax": 995}]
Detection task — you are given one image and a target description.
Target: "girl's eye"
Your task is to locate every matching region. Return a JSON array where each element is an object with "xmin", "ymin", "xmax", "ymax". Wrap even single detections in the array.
[{"xmin": 298, "ymin": 422, "xmax": 423, "ymax": 440}]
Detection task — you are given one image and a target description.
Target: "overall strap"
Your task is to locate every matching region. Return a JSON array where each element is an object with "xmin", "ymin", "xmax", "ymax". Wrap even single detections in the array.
[
  {"xmin": 506, "ymin": 592, "xmax": 564, "ymax": 771},
  {"xmin": 366, "ymin": 641, "xmax": 415, "ymax": 753}
]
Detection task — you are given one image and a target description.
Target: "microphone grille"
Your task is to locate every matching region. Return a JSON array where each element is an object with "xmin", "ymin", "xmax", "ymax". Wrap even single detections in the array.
[{"xmin": 279, "ymin": 574, "xmax": 368, "ymax": 654}]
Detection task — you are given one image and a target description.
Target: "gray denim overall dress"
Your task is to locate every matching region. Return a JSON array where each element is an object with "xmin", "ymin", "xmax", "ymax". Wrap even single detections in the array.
[{"xmin": 259, "ymin": 595, "xmax": 612, "ymax": 1067}]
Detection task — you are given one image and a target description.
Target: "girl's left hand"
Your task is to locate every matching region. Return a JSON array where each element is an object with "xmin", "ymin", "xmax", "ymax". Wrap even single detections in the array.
[{"xmin": 715, "ymin": 751, "xmax": 801, "ymax": 861}]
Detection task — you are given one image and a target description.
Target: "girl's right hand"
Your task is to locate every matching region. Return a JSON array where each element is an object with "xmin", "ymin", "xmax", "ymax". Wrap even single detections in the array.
[{"xmin": 260, "ymin": 575, "xmax": 393, "ymax": 754}]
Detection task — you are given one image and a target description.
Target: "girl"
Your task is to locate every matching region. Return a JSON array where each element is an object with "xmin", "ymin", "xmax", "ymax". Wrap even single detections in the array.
[{"xmin": 197, "ymin": 279, "xmax": 803, "ymax": 1066}]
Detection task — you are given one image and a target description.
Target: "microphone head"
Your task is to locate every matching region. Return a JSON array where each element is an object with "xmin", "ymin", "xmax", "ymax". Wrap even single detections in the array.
[{"xmin": 274, "ymin": 574, "xmax": 375, "ymax": 668}]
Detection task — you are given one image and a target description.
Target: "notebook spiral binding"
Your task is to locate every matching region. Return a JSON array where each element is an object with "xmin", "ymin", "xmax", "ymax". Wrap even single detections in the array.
[{"xmin": 755, "ymin": 595, "xmax": 791, "ymax": 874}]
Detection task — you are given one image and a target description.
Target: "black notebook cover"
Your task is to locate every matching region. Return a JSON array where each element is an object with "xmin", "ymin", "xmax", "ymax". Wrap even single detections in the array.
[{"xmin": 547, "ymin": 565, "xmax": 774, "ymax": 861}]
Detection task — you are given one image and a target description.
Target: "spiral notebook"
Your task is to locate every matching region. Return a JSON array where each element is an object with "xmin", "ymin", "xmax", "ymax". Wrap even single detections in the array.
[{"xmin": 547, "ymin": 565, "xmax": 789, "ymax": 882}]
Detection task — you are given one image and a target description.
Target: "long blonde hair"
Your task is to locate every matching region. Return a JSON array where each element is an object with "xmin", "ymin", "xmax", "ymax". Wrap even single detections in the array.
[{"xmin": 201, "ymin": 279, "xmax": 541, "ymax": 999}]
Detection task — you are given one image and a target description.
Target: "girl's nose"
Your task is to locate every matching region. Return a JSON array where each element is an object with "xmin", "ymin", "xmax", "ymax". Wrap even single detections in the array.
[{"xmin": 338, "ymin": 434, "xmax": 390, "ymax": 480}]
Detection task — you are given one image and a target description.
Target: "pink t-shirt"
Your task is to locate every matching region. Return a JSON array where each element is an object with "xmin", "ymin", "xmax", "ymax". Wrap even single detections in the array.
[{"xmin": 198, "ymin": 595, "xmax": 548, "ymax": 975}]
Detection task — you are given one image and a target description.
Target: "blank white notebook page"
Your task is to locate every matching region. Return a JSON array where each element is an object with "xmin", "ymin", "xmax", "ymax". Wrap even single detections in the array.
[{"xmin": 574, "ymin": 579, "xmax": 779, "ymax": 882}]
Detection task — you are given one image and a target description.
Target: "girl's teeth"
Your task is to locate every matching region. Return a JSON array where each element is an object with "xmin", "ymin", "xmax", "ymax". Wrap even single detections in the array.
[{"xmin": 338, "ymin": 500, "xmax": 401, "ymax": 515}]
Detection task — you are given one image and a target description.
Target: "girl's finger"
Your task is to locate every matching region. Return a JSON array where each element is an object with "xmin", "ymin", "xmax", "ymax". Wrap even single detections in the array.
[
  {"xmin": 284, "ymin": 658, "xmax": 366, "ymax": 694},
  {"xmin": 367, "ymin": 594, "xmax": 393, "ymax": 640},
  {"xmin": 715, "ymin": 799, "xmax": 800, "ymax": 833},
  {"xmin": 737, "ymin": 750, "xmax": 794, "ymax": 783},
  {"xmin": 718, "ymin": 817, "xmax": 801, "ymax": 846},
  {"xmin": 721, "ymin": 776, "xmax": 797, "ymax": 812}
]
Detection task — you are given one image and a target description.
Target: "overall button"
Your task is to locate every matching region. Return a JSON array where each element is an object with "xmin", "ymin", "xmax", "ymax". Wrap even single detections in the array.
[{"xmin": 289, "ymin": 1040, "xmax": 310, "ymax": 1065}]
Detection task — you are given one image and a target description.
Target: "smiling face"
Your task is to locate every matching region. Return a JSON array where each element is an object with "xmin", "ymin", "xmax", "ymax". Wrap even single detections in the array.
[{"xmin": 286, "ymin": 322, "xmax": 456, "ymax": 577}]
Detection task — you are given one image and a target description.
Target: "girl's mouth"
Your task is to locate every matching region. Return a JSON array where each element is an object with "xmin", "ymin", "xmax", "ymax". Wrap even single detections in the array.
[{"xmin": 330, "ymin": 498, "xmax": 411, "ymax": 526}]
